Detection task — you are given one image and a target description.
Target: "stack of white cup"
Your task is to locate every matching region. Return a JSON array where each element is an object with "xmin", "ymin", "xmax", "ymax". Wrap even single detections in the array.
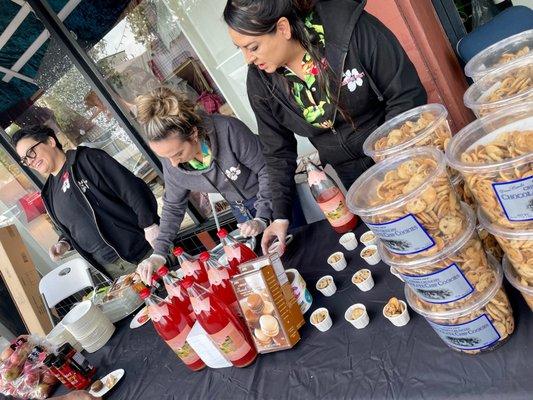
[{"xmin": 62, "ymin": 301, "xmax": 115, "ymax": 353}]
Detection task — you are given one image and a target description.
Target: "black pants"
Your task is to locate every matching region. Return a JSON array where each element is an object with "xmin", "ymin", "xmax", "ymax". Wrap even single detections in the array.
[{"xmin": 333, "ymin": 156, "xmax": 375, "ymax": 192}]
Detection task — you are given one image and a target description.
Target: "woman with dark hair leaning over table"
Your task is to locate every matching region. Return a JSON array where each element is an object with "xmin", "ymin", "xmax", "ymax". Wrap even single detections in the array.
[
  {"xmin": 224, "ymin": 0, "xmax": 427, "ymax": 254},
  {"xmin": 135, "ymin": 86, "xmax": 300, "ymax": 284}
]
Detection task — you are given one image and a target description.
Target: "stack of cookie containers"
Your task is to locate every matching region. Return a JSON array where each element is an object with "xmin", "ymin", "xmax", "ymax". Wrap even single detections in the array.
[
  {"xmin": 363, "ymin": 103, "xmax": 505, "ymax": 262},
  {"xmin": 446, "ymin": 103, "xmax": 533, "ymax": 311},
  {"xmin": 347, "ymin": 145, "xmax": 515, "ymax": 354}
]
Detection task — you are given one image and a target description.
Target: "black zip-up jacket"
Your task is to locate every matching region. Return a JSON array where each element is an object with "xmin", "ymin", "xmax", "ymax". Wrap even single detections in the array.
[
  {"xmin": 42, "ymin": 147, "xmax": 159, "ymax": 276},
  {"xmin": 247, "ymin": 0, "xmax": 427, "ymax": 220}
]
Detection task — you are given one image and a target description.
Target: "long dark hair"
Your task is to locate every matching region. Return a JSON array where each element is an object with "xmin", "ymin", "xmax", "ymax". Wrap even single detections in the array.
[{"xmin": 223, "ymin": 0, "xmax": 352, "ymax": 125}]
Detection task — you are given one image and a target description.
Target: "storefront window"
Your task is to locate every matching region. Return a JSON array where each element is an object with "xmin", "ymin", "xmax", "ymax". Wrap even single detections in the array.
[
  {"xmin": 0, "ymin": 146, "xmax": 57, "ymax": 275},
  {"xmin": 76, "ymin": 0, "xmax": 232, "ymax": 220}
]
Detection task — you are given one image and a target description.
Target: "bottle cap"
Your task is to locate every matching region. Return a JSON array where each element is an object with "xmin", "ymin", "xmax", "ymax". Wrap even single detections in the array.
[
  {"xmin": 199, "ymin": 251, "xmax": 210, "ymax": 262},
  {"xmin": 139, "ymin": 288, "xmax": 151, "ymax": 299},
  {"xmin": 216, "ymin": 228, "xmax": 228, "ymax": 239},
  {"xmin": 173, "ymin": 247, "xmax": 184, "ymax": 257},
  {"xmin": 157, "ymin": 265, "xmax": 169, "ymax": 277}
]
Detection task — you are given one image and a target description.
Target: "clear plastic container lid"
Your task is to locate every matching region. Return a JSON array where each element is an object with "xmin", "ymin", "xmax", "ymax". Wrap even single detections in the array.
[
  {"xmin": 405, "ymin": 254, "xmax": 502, "ymax": 319},
  {"xmin": 446, "ymin": 102, "xmax": 533, "ymax": 174},
  {"xmin": 464, "ymin": 29, "xmax": 533, "ymax": 81},
  {"xmin": 463, "ymin": 57, "xmax": 533, "ymax": 113},
  {"xmin": 379, "ymin": 203, "xmax": 475, "ymax": 269},
  {"xmin": 502, "ymin": 256, "xmax": 533, "ymax": 295},
  {"xmin": 347, "ymin": 146, "xmax": 446, "ymax": 217},
  {"xmin": 363, "ymin": 104, "xmax": 448, "ymax": 160},
  {"xmin": 476, "ymin": 207, "xmax": 533, "ymax": 241}
]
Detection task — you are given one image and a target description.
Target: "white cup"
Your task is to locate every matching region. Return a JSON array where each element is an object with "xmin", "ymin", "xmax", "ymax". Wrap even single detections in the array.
[
  {"xmin": 383, "ymin": 300, "xmax": 410, "ymax": 327},
  {"xmin": 310, "ymin": 307, "xmax": 333, "ymax": 332},
  {"xmin": 389, "ymin": 266, "xmax": 405, "ymax": 282},
  {"xmin": 360, "ymin": 231, "xmax": 378, "ymax": 247},
  {"xmin": 344, "ymin": 304, "xmax": 370, "ymax": 329},
  {"xmin": 360, "ymin": 245, "xmax": 381, "ymax": 265},
  {"xmin": 327, "ymin": 252, "xmax": 347, "ymax": 271},
  {"xmin": 351, "ymin": 269, "xmax": 374, "ymax": 292},
  {"xmin": 316, "ymin": 275, "xmax": 337, "ymax": 297},
  {"xmin": 339, "ymin": 232, "xmax": 358, "ymax": 251}
]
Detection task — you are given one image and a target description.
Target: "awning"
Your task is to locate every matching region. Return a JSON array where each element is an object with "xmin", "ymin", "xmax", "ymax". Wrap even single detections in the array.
[{"xmin": 0, "ymin": 0, "xmax": 131, "ymax": 126}]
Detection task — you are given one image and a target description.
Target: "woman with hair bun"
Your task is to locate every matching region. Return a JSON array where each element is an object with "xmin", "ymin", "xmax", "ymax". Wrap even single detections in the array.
[
  {"xmin": 224, "ymin": 0, "xmax": 427, "ymax": 254},
  {"xmin": 135, "ymin": 87, "xmax": 284, "ymax": 284}
]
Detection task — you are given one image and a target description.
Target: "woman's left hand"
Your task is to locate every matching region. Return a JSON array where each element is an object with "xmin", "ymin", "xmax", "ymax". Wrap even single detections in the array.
[{"xmin": 238, "ymin": 219, "xmax": 267, "ymax": 237}]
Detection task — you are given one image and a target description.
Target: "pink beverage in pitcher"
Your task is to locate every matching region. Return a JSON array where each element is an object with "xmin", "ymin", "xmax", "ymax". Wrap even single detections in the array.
[
  {"xmin": 185, "ymin": 281, "xmax": 257, "ymax": 368},
  {"xmin": 199, "ymin": 252, "xmax": 240, "ymax": 316},
  {"xmin": 157, "ymin": 266, "xmax": 195, "ymax": 321},
  {"xmin": 305, "ymin": 161, "xmax": 357, "ymax": 234},
  {"xmin": 138, "ymin": 288, "xmax": 205, "ymax": 371},
  {"xmin": 173, "ymin": 246, "xmax": 209, "ymax": 286},
  {"xmin": 217, "ymin": 228, "xmax": 257, "ymax": 275}
]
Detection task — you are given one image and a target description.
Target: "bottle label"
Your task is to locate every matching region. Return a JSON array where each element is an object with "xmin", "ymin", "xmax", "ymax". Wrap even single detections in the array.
[
  {"xmin": 148, "ymin": 303, "xmax": 169, "ymax": 323},
  {"xmin": 166, "ymin": 324, "xmax": 201, "ymax": 365},
  {"xmin": 492, "ymin": 176, "xmax": 533, "ymax": 222},
  {"xmin": 224, "ymin": 245, "xmax": 242, "ymax": 262},
  {"xmin": 367, "ymin": 214, "xmax": 435, "ymax": 255},
  {"xmin": 190, "ymin": 296, "xmax": 211, "ymax": 315},
  {"xmin": 207, "ymin": 268, "xmax": 229, "ymax": 286},
  {"xmin": 210, "ymin": 322, "xmax": 252, "ymax": 362},
  {"xmin": 400, "ymin": 263, "xmax": 474, "ymax": 303},
  {"xmin": 308, "ymin": 170, "xmax": 328, "ymax": 186},
  {"xmin": 428, "ymin": 314, "xmax": 500, "ymax": 351},
  {"xmin": 318, "ymin": 191, "xmax": 354, "ymax": 227},
  {"xmin": 166, "ymin": 283, "xmax": 185, "ymax": 301},
  {"xmin": 182, "ymin": 259, "xmax": 202, "ymax": 278}
]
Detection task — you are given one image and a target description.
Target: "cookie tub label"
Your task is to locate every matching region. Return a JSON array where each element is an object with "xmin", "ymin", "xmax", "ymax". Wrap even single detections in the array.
[
  {"xmin": 428, "ymin": 314, "xmax": 500, "ymax": 351},
  {"xmin": 492, "ymin": 175, "xmax": 533, "ymax": 222},
  {"xmin": 401, "ymin": 264, "xmax": 474, "ymax": 304},
  {"xmin": 367, "ymin": 214, "xmax": 435, "ymax": 255}
]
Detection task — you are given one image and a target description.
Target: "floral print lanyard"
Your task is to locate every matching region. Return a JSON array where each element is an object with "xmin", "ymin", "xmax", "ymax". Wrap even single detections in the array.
[{"xmin": 282, "ymin": 12, "xmax": 334, "ymax": 129}]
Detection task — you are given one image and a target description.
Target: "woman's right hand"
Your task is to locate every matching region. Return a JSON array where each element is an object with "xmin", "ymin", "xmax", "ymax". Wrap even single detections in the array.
[
  {"xmin": 49, "ymin": 241, "xmax": 70, "ymax": 261},
  {"xmin": 136, "ymin": 254, "xmax": 166, "ymax": 285},
  {"xmin": 261, "ymin": 220, "xmax": 289, "ymax": 255}
]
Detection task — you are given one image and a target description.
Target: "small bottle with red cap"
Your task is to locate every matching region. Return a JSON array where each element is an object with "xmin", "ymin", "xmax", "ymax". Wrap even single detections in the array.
[
  {"xmin": 217, "ymin": 228, "xmax": 257, "ymax": 276},
  {"xmin": 138, "ymin": 286, "xmax": 205, "ymax": 371},
  {"xmin": 200, "ymin": 252, "xmax": 240, "ymax": 316},
  {"xmin": 172, "ymin": 246, "xmax": 209, "ymax": 286},
  {"xmin": 184, "ymin": 280, "xmax": 257, "ymax": 368},
  {"xmin": 157, "ymin": 265, "xmax": 195, "ymax": 321}
]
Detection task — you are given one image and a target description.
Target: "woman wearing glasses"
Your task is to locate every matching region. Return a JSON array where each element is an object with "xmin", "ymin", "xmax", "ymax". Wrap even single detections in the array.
[{"xmin": 13, "ymin": 125, "xmax": 160, "ymax": 279}]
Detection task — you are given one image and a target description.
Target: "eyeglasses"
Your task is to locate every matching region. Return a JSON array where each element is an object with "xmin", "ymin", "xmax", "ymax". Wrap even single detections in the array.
[{"xmin": 20, "ymin": 140, "xmax": 46, "ymax": 166}]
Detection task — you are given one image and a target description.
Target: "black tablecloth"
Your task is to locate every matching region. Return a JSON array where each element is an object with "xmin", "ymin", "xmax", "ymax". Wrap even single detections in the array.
[{"xmin": 55, "ymin": 220, "xmax": 533, "ymax": 400}]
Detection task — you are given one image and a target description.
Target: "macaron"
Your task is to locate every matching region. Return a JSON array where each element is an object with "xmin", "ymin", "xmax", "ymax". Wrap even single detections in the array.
[
  {"xmin": 254, "ymin": 328, "xmax": 272, "ymax": 346},
  {"xmin": 259, "ymin": 315, "xmax": 280, "ymax": 338},
  {"xmin": 247, "ymin": 293, "xmax": 265, "ymax": 314},
  {"xmin": 244, "ymin": 309, "xmax": 260, "ymax": 325}
]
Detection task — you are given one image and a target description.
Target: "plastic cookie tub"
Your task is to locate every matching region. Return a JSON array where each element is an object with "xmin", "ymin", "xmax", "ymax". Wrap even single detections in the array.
[
  {"xmin": 363, "ymin": 104, "xmax": 452, "ymax": 162},
  {"xmin": 380, "ymin": 203, "xmax": 494, "ymax": 305},
  {"xmin": 347, "ymin": 147, "xmax": 467, "ymax": 259},
  {"xmin": 446, "ymin": 103, "xmax": 533, "ymax": 230},
  {"xmin": 405, "ymin": 254, "xmax": 514, "ymax": 354},
  {"xmin": 502, "ymin": 256, "xmax": 533, "ymax": 311},
  {"xmin": 464, "ymin": 29, "xmax": 533, "ymax": 82},
  {"xmin": 477, "ymin": 207, "xmax": 533, "ymax": 287},
  {"xmin": 463, "ymin": 57, "xmax": 533, "ymax": 118}
]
